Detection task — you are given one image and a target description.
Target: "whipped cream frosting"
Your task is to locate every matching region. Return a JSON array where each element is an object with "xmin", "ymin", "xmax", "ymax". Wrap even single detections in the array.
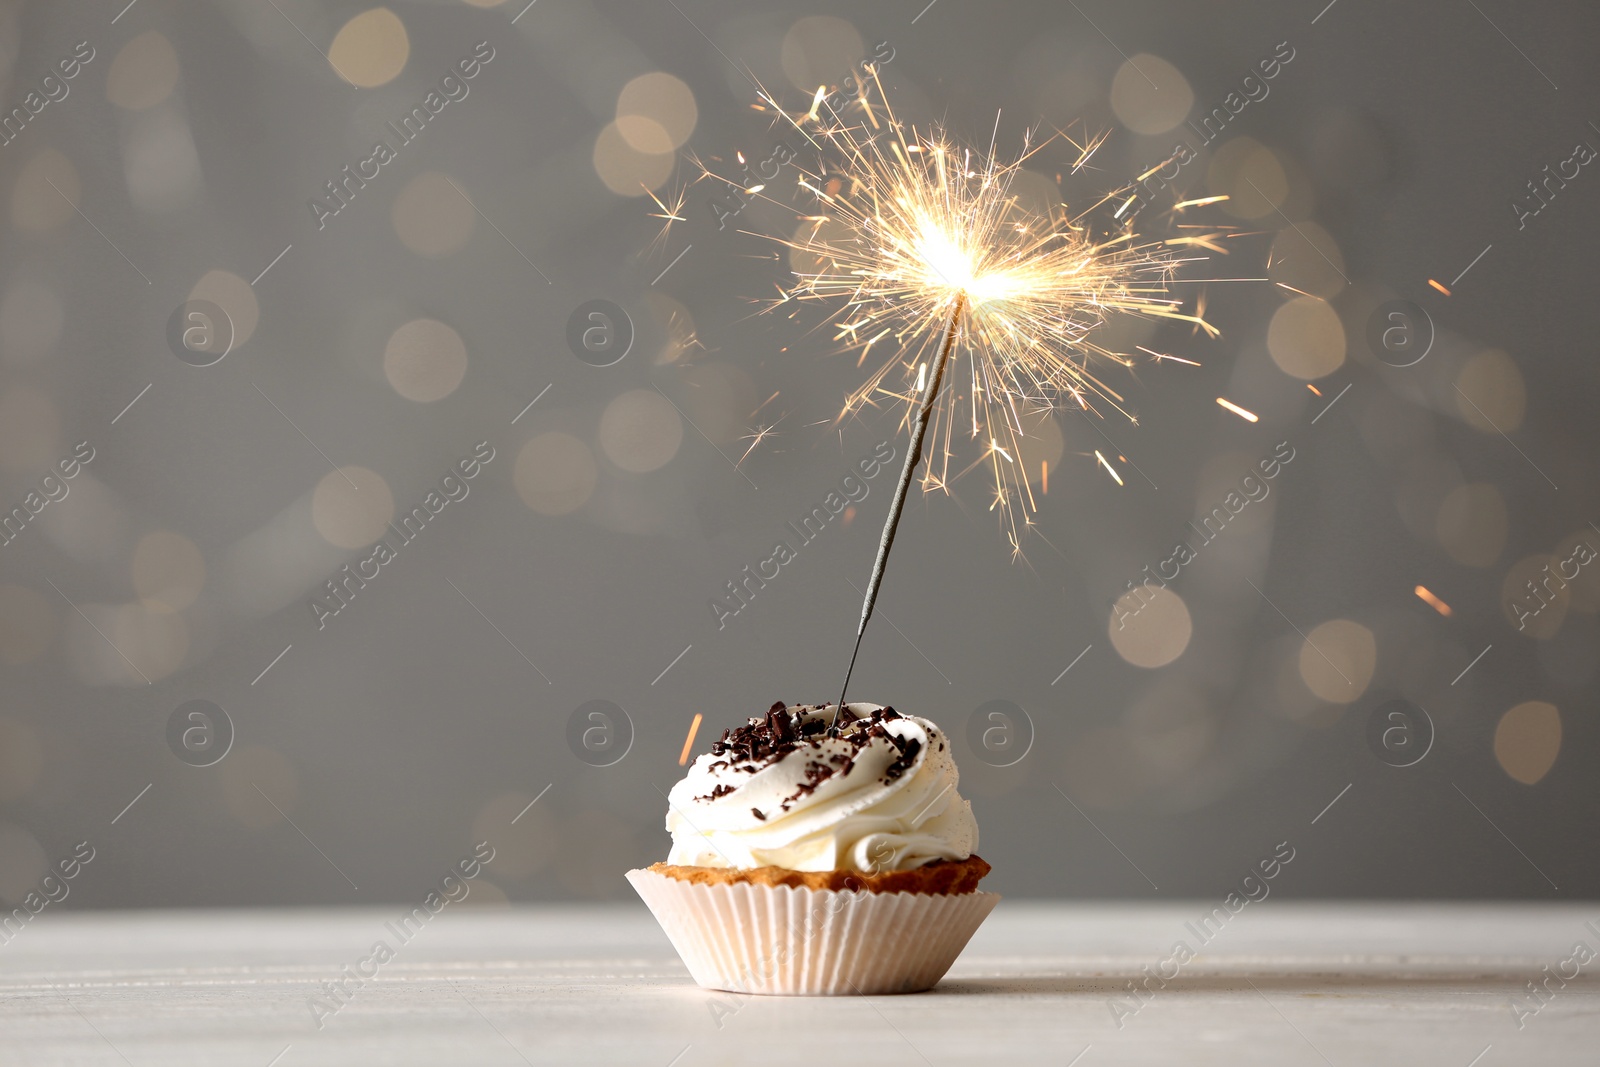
[{"xmin": 665, "ymin": 702, "xmax": 978, "ymax": 873}]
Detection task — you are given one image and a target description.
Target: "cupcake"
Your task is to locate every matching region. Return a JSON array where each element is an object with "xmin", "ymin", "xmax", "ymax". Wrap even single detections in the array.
[{"xmin": 627, "ymin": 701, "xmax": 997, "ymax": 995}]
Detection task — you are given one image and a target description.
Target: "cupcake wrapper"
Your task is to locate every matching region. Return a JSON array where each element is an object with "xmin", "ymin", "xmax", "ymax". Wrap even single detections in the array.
[{"xmin": 627, "ymin": 868, "xmax": 999, "ymax": 995}]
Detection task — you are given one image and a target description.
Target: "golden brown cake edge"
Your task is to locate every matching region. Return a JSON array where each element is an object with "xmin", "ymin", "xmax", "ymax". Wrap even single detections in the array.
[{"xmin": 647, "ymin": 854, "xmax": 991, "ymax": 895}]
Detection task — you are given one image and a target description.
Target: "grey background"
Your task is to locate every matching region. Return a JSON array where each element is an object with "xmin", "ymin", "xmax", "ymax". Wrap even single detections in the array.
[{"xmin": 0, "ymin": 0, "xmax": 1594, "ymax": 911}]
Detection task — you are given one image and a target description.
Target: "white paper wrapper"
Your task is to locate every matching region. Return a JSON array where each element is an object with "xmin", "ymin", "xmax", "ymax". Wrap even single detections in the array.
[{"xmin": 627, "ymin": 868, "xmax": 999, "ymax": 995}]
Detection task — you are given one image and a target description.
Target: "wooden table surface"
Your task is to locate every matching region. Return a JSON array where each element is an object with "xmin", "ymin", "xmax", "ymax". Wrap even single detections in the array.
[{"xmin": 2, "ymin": 902, "xmax": 1595, "ymax": 1065}]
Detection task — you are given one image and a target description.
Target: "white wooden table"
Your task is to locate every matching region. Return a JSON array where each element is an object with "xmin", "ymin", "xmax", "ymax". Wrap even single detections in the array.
[{"xmin": 1, "ymin": 903, "xmax": 1594, "ymax": 1065}]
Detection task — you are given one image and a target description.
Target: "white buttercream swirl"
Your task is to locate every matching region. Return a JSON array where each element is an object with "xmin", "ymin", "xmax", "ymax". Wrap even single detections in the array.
[{"xmin": 664, "ymin": 703, "xmax": 978, "ymax": 873}]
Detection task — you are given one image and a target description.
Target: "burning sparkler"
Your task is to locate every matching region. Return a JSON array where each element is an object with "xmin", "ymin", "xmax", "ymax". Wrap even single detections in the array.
[{"xmin": 666, "ymin": 70, "xmax": 1232, "ymax": 719}]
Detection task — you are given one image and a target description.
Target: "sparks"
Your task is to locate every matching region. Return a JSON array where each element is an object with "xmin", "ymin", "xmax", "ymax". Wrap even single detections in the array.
[
  {"xmin": 1216, "ymin": 397, "xmax": 1259, "ymax": 422},
  {"xmin": 805, "ymin": 84, "xmax": 828, "ymax": 122},
  {"xmin": 701, "ymin": 72, "xmax": 1228, "ymax": 547},
  {"xmin": 1094, "ymin": 449, "xmax": 1124, "ymax": 486},
  {"xmin": 1138, "ymin": 345, "xmax": 1200, "ymax": 366},
  {"xmin": 644, "ymin": 183, "xmax": 687, "ymax": 223},
  {"xmin": 1428, "ymin": 279, "xmax": 1451, "ymax": 296},
  {"xmin": 750, "ymin": 390, "xmax": 781, "ymax": 417},
  {"xmin": 1173, "ymin": 194, "xmax": 1230, "ymax": 211},
  {"xmin": 1414, "ymin": 585, "xmax": 1453, "ymax": 617},
  {"xmin": 644, "ymin": 182, "xmax": 690, "ymax": 257},
  {"xmin": 737, "ymin": 420, "xmax": 783, "ymax": 466}
]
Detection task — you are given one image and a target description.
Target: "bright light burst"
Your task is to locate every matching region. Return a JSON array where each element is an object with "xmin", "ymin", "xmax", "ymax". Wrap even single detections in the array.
[{"xmin": 677, "ymin": 70, "xmax": 1233, "ymax": 550}]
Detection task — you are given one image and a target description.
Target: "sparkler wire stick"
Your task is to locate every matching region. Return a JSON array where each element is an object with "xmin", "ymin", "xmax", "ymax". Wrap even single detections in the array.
[{"xmin": 834, "ymin": 294, "xmax": 966, "ymax": 727}]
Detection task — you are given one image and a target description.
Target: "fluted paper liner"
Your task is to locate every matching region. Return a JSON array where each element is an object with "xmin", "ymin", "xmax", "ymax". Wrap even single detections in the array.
[{"xmin": 627, "ymin": 868, "xmax": 999, "ymax": 995}]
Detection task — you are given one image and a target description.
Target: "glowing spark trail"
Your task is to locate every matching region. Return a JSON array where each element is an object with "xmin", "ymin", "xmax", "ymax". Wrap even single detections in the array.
[
  {"xmin": 1216, "ymin": 397, "xmax": 1259, "ymax": 422},
  {"xmin": 1094, "ymin": 450, "xmax": 1125, "ymax": 486},
  {"xmin": 1415, "ymin": 585, "xmax": 1453, "ymax": 617}
]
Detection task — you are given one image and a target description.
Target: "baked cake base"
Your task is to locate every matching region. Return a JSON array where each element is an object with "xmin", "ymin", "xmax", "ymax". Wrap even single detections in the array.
[{"xmin": 647, "ymin": 854, "xmax": 990, "ymax": 895}]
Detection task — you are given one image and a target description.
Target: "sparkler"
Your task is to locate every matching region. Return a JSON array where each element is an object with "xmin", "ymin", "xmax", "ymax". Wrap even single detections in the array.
[{"xmin": 668, "ymin": 71, "xmax": 1231, "ymax": 722}]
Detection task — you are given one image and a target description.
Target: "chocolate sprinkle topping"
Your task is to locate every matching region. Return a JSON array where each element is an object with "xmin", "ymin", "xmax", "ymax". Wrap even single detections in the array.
[
  {"xmin": 712, "ymin": 702, "xmax": 904, "ymax": 768},
  {"xmin": 884, "ymin": 737, "xmax": 921, "ymax": 780},
  {"xmin": 694, "ymin": 701, "xmax": 925, "ymax": 810}
]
